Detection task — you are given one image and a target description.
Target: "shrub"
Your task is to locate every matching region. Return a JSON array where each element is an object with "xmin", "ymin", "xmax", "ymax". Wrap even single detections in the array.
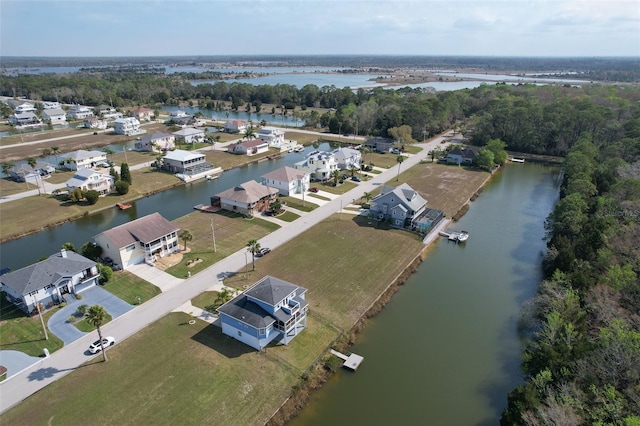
[
  {"xmin": 84, "ymin": 190, "xmax": 100, "ymax": 205},
  {"xmin": 76, "ymin": 304, "xmax": 88, "ymax": 317},
  {"xmin": 98, "ymin": 263, "xmax": 113, "ymax": 284},
  {"xmin": 76, "ymin": 293, "xmax": 83, "ymax": 300},
  {"xmin": 67, "ymin": 316, "xmax": 75, "ymax": 323},
  {"xmin": 115, "ymin": 180, "xmax": 130, "ymax": 195},
  {"xmin": 59, "ymin": 302, "xmax": 67, "ymax": 308}
]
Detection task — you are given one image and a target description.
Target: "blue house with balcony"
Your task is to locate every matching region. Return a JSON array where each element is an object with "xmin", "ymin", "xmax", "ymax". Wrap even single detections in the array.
[{"xmin": 217, "ymin": 276, "xmax": 308, "ymax": 351}]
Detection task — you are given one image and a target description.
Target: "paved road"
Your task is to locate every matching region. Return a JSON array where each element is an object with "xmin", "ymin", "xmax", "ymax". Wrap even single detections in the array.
[{"xmin": 0, "ymin": 131, "xmax": 451, "ymax": 414}]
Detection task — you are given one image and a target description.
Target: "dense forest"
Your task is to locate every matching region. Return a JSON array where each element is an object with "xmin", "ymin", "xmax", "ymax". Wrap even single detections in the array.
[{"xmin": 1, "ymin": 65, "xmax": 640, "ymax": 422}]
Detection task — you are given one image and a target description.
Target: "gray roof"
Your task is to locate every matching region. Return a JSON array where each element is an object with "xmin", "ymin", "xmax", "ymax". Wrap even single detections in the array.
[
  {"xmin": 217, "ymin": 276, "xmax": 306, "ymax": 329},
  {"xmin": 68, "ymin": 149, "xmax": 106, "ymax": 162},
  {"xmin": 448, "ymin": 147, "xmax": 476, "ymax": 158},
  {"xmin": 10, "ymin": 162, "xmax": 54, "ymax": 175},
  {"xmin": 0, "ymin": 250, "xmax": 95, "ymax": 296},
  {"xmin": 97, "ymin": 212, "xmax": 179, "ymax": 248},
  {"xmin": 216, "ymin": 180, "xmax": 278, "ymax": 204},
  {"xmin": 262, "ymin": 166, "xmax": 306, "ymax": 183},
  {"xmin": 374, "ymin": 183, "xmax": 427, "ymax": 211}
]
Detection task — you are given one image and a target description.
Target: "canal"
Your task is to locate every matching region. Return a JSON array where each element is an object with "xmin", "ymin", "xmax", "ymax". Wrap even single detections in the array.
[
  {"xmin": 289, "ymin": 163, "xmax": 561, "ymax": 425},
  {"xmin": 0, "ymin": 143, "xmax": 332, "ymax": 271}
]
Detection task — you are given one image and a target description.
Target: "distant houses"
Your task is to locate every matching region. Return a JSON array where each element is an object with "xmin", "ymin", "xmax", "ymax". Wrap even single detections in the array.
[
  {"xmin": 41, "ymin": 108, "xmax": 67, "ymax": 124},
  {"xmin": 173, "ymin": 127, "xmax": 205, "ymax": 144},
  {"xmin": 224, "ymin": 120, "xmax": 248, "ymax": 134},
  {"xmin": 131, "ymin": 107, "xmax": 154, "ymax": 122},
  {"xmin": 68, "ymin": 105, "xmax": 94, "ymax": 119}
]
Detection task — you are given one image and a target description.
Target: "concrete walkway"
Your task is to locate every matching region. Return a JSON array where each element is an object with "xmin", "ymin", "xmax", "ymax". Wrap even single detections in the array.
[
  {"xmin": 126, "ymin": 264, "xmax": 184, "ymax": 292},
  {"xmin": 0, "ymin": 131, "xmax": 453, "ymax": 414}
]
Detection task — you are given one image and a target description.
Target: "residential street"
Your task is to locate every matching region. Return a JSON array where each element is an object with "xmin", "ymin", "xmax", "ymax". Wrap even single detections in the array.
[{"xmin": 0, "ymin": 132, "xmax": 451, "ymax": 414}]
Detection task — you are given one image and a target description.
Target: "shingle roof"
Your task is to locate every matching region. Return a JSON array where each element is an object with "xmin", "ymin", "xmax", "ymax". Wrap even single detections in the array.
[
  {"xmin": 0, "ymin": 250, "xmax": 95, "ymax": 296},
  {"xmin": 139, "ymin": 132, "xmax": 173, "ymax": 144},
  {"xmin": 262, "ymin": 166, "xmax": 306, "ymax": 182},
  {"xmin": 216, "ymin": 180, "xmax": 278, "ymax": 204},
  {"xmin": 68, "ymin": 149, "xmax": 106, "ymax": 162},
  {"xmin": 245, "ymin": 276, "xmax": 301, "ymax": 305},
  {"xmin": 375, "ymin": 183, "xmax": 427, "ymax": 211},
  {"xmin": 97, "ymin": 212, "xmax": 179, "ymax": 248}
]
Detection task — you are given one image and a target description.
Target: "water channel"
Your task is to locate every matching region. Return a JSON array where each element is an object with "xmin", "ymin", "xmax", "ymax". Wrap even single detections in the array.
[
  {"xmin": 0, "ymin": 143, "xmax": 332, "ymax": 271},
  {"xmin": 289, "ymin": 163, "xmax": 561, "ymax": 426}
]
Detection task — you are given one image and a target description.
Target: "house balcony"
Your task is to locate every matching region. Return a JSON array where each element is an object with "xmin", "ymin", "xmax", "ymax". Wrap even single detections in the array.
[{"xmin": 281, "ymin": 299, "xmax": 300, "ymax": 316}]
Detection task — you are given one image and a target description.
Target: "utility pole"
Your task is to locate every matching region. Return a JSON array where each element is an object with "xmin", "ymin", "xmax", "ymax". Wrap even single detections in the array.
[
  {"xmin": 340, "ymin": 198, "xmax": 343, "ymax": 220},
  {"xmin": 210, "ymin": 219, "xmax": 217, "ymax": 253},
  {"xmin": 36, "ymin": 302, "xmax": 48, "ymax": 340},
  {"xmin": 245, "ymin": 250, "xmax": 248, "ymax": 280}
]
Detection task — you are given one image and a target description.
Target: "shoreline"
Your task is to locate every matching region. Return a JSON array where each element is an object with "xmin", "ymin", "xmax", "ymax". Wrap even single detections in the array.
[{"xmin": 266, "ymin": 166, "xmax": 498, "ymax": 425}]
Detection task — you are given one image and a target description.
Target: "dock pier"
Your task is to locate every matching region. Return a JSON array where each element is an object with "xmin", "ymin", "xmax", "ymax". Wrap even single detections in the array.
[{"xmin": 330, "ymin": 349, "xmax": 364, "ymax": 371}]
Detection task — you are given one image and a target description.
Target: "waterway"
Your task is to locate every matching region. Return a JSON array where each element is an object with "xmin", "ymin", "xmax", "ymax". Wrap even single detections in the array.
[
  {"xmin": 0, "ymin": 143, "xmax": 333, "ymax": 271},
  {"xmin": 289, "ymin": 163, "xmax": 561, "ymax": 426}
]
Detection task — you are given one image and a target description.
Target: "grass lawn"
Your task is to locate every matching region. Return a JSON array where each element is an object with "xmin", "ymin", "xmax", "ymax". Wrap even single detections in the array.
[
  {"xmin": 315, "ymin": 180, "xmax": 358, "ymax": 195},
  {"xmin": 0, "ymin": 313, "xmax": 298, "ymax": 426},
  {"xmin": 43, "ymin": 170, "xmax": 75, "ymax": 184},
  {"xmin": 191, "ymin": 290, "xmax": 220, "ymax": 311},
  {"xmin": 305, "ymin": 192, "xmax": 331, "ymax": 202},
  {"xmin": 0, "ymin": 178, "xmax": 37, "ymax": 197},
  {"xmin": 166, "ymin": 211, "xmax": 280, "ymax": 278},
  {"xmin": 404, "ymin": 145, "xmax": 423, "ymax": 154},
  {"xmin": 74, "ymin": 313, "xmax": 112, "ymax": 332},
  {"xmin": 274, "ymin": 211, "xmax": 300, "ymax": 222},
  {"xmin": 280, "ymin": 196, "xmax": 318, "ymax": 212},
  {"xmin": 202, "ymin": 147, "xmax": 280, "ymax": 171},
  {"xmin": 283, "ymin": 131, "xmax": 343, "ymax": 146},
  {"xmin": 101, "ymin": 271, "xmax": 162, "ymax": 305},
  {"xmin": 0, "ymin": 293, "xmax": 64, "ymax": 356}
]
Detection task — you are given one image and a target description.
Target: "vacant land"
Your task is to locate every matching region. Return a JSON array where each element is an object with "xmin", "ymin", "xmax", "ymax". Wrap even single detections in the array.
[{"xmin": 101, "ymin": 271, "xmax": 161, "ymax": 305}]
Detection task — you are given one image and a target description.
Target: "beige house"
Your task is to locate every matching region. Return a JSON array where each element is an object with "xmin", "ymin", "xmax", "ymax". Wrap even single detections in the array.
[{"xmin": 212, "ymin": 180, "xmax": 279, "ymax": 216}]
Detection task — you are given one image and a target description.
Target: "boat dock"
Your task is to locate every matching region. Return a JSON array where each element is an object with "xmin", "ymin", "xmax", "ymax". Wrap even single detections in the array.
[
  {"xmin": 438, "ymin": 230, "xmax": 469, "ymax": 243},
  {"xmin": 330, "ymin": 349, "xmax": 364, "ymax": 371},
  {"xmin": 194, "ymin": 204, "xmax": 219, "ymax": 213}
]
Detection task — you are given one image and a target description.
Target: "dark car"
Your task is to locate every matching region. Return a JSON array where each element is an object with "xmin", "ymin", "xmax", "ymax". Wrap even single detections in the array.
[
  {"xmin": 351, "ymin": 176, "xmax": 361, "ymax": 182},
  {"xmin": 93, "ymin": 131, "xmax": 98, "ymax": 135},
  {"xmin": 308, "ymin": 187, "xmax": 319, "ymax": 193}
]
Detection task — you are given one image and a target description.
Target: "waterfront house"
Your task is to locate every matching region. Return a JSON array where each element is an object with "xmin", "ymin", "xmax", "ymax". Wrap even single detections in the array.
[
  {"xmin": 135, "ymin": 132, "xmax": 176, "ymax": 152},
  {"xmin": 212, "ymin": 180, "xmax": 279, "ymax": 216},
  {"xmin": 41, "ymin": 108, "xmax": 67, "ymax": 124},
  {"xmin": 131, "ymin": 107, "xmax": 154, "ymax": 121},
  {"xmin": 258, "ymin": 126, "xmax": 285, "ymax": 148},
  {"xmin": 227, "ymin": 139, "xmax": 269, "ymax": 156},
  {"xmin": 224, "ymin": 119, "xmax": 248, "ymax": 134},
  {"xmin": 12, "ymin": 102, "xmax": 36, "ymax": 114},
  {"xmin": 65, "ymin": 168, "xmax": 115, "ymax": 196},
  {"xmin": 68, "ymin": 105, "xmax": 94, "ymax": 119},
  {"xmin": 63, "ymin": 149, "xmax": 107, "ymax": 170},
  {"xmin": 42, "ymin": 101, "xmax": 62, "ymax": 110},
  {"xmin": 332, "ymin": 147, "xmax": 362, "ymax": 170},
  {"xmin": 294, "ymin": 151, "xmax": 339, "ymax": 181},
  {"xmin": 261, "ymin": 166, "xmax": 309, "ymax": 196},
  {"xmin": 369, "ymin": 183, "xmax": 428, "ymax": 228},
  {"xmin": 165, "ymin": 110, "xmax": 192, "ymax": 126},
  {"xmin": 94, "ymin": 212, "xmax": 180, "ymax": 270},
  {"xmin": 113, "ymin": 117, "xmax": 141, "ymax": 136},
  {"xmin": 97, "ymin": 105, "xmax": 122, "ymax": 119},
  {"xmin": 10, "ymin": 112, "xmax": 41, "ymax": 126},
  {"xmin": 0, "ymin": 249, "xmax": 99, "ymax": 314},
  {"xmin": 83, "ymin": 117, "xmax": 108, "ymax": 129},
  {"xmin": 446, "ymin": 147, "xmax": 476, "ymax": 165},
  {"xmin": 161, "ymin": 149, "xmax": 208, "ymax": 174},
  {"xmin": 173, "ymin": 127, "xmax": 205, "ymax": 144},
  {"xmin": 364, "ymin": 137, "xmax": 395, "ymax": 153},
  {"xmin": 217, "ymin": 275, "xmax": 308, "ymax": 351},
  {"xmin": 9, "ymin": 162, "xmax": 55, "ymax": 182}
]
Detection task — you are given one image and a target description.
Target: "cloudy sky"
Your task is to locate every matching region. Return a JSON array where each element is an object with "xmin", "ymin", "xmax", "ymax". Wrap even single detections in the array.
[{"xmin": 1, "ymin": 0, "xmax": 638, "ymax": 57}]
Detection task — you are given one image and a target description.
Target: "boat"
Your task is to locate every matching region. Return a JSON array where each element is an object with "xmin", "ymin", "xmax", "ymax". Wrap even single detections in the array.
[
  {"xmin": 292, "ymin": 145, "xmax": 304, "ymax": 153},
  {"xmin": 267, "ymin": 153, "xmax": 282, "ymax": 160},
  {"xmin": 509, "ymin": 157, "xmax": 525, "ymax": 163},
  {"xmin": 116, "ymin": 202, "xmax": 132, "ymax": 210},
  {"xmin": 194, "ymin": 204, "xmax": 219, "ymax": 213},
  {"xmin": 456, "ymin": 231, "xmax": 469, "ymax": 242}
]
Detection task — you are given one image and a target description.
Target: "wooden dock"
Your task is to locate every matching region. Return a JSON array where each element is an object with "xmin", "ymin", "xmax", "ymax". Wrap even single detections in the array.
[
  {"xmin": 194, "ymin": 204, "xmax": 220, "ymax": 213},
  {"xmin": 438, "ymin": 230, "xmax": 469, "ymax": 243},
  {"xmin": 330, "ymin": 349, "xmax": 364, "ymax": 371}
]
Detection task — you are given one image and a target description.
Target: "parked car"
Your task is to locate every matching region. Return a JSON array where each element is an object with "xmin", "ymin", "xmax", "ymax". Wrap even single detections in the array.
[
  {"xmin": 88, "ymin": 336, "xmax": 115, "ymax": 354},
  {"xmin": 351, "ymin": 176, "xmax": 361, "ymax": 182},
  {"xmin": 308, "ymin": 187, "xmax": 319, "ymax": 193},
  {"xmin": 93, "ymin": 131, "xmax": 98, "ymax": 135},
  {"xmin": 255, "ymin": 247, "xmax": 271, "ymax": 257},
  {"xmin": 342, "ymin": 174, "xmax": 349, "ymax": 180},
  {"xmin": 102, "ymin": 257, "xmax": 114, "ymax": 266}
]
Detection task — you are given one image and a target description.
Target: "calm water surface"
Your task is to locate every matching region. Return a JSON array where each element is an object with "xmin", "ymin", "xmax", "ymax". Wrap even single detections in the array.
[{"xmin": 289, "ymin": 163, "xmax": 560, "ymax": 426}]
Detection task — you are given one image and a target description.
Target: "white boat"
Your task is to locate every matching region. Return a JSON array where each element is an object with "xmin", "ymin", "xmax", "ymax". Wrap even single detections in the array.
[
  {"xmin": 457, "ymin": 231, "xmax": 469, "ymax": 242},
  {"xmin": 292, "ymin": 145, "xmax": 304, "ymax": 153}
]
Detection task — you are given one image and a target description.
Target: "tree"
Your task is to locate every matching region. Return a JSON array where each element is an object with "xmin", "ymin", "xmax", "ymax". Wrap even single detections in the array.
[
  {"xmin": 243, "ymin": 125, "xmax": 256, "ymax": 140},
  {"xmin": 51, "ymin": 146, "xmax": 60, "ymax": 166},
  {"xmin": 270, "ymin": 200, "xmax": 282, "ymax": 215},
  {"xmin": 475, "ymin": 149, "xmax": 495, "ymax": 170},
  {"xmin": 85, "ymin": 190, "xmax": 100, "ymax": 205},
  {"xmin": 26, "ymin": 156, "xmax": 42, "ymax": 195},
  {"xmin": 396, "ymin": 155, "xmax": 405, "ymax": 181},
  {"xmin": 388, "ymin": 125, "xmax": 415, "ymax": 150},
  {"xmin": 61, "ymin": 242, "xmax": 77, "ymax": 252},
  {"xmin": 120, "ymin": 163, "xmax": 132, "ymax": 185},
  {"xmin": 69, "ymin": 188, "xmax": 84, "ymax": 203},
  {"xmin": 42, "ymin": 148, "xmax": 52, "ymax": 157},
  {"xmin": 97, "ymin": 263, "xmax": 113, "ymax": 284},
  {"xmin": 81, "ymin": 242, "xmax": 102, "ymax": 260},
  {"xmin": 115, "ymin": 180, "xmax": 129, "ymax": 195},
  {"xmin": 247, "ymin": 239, "xmax": 261, "ymax": 271},
  {"xmin": 486, "ymin": 139, "xmax": 508, "ymax": 165},
  {"xmin": 86, "ymin": 305, "xmax": 109, "ymax": 362},
  {"xmin": 109, "ymin": 166, "xmax": 120, "ymax": 181},
  {"xmin": 331, "ymin": 169, "xmax": 341, "ymax": 186},
  {"xmin": 1, "ymin": 162, "xmax": 14, "ymax": 177},
  {"xmin": 179, "ymin": 230, "xmax": 193, "ymax": 251}
]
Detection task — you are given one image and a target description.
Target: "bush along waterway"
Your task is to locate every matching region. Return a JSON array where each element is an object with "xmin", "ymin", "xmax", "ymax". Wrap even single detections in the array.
[{"xmin": 287, "ymin": 163, "xmax": 561, "ymax": 426}]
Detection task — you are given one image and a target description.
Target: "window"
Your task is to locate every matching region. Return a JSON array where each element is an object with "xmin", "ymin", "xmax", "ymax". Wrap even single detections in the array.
[
  {"xmin": 259, "ymin": 328, "xmax": 265, "ymax": 336},
  {"xmin": 125, "ymin": 244, "xmax": 135, "ymax": 251},
  {"xmin": 237, "ymin": 331, "xmax": 242, "ymax": 337}
]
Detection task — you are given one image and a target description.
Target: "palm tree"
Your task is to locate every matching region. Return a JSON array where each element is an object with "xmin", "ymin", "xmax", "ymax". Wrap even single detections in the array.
[
  {"xmin": 179, "ymin": 230, "xmax": 193, "ymax": 251},
  {"xmin": 243, "ymin": 125, "xmax": 256, "ymax": 140},
  {"xmin": 331, "ymin": 169, "xmax": 341, "ymax": 186},
  {"xmin": 86, "ymin": 305, "xmax": 109, "ymax": 362},
  {"xmin": 362, "ymin": 191, "xmax": 373, "ymax": 205},
  {"xmin": 247, "ymin": 239, "xmax": 261, "ymax": 271},
  {"xmin": 396, "ymin": 155, "xmax": 405, "ymax": 181},
  {"xmin": 1, "ymin": 162, "xmax": 14, "ymax": 177},
  {"xmin": 27, "ymin": 157, "xmax": 41, "ymax": 195}
]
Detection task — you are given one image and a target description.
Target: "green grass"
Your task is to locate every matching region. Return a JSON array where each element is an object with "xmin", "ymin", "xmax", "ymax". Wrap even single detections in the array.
[
  {"xmin": 280, "ymin": 196, "xmax": 317, "ymax": 212},
  {"xmin": 191, "ymin": 291, "xmax": 220, "ymax": 311},
  {"xmin": 0, "ymin": 313, "xmax": 298, "ymax": 426},
  {"xmin": 0, "ymin": 293, "xmax": 64, "ymax": 356},
  {"xmin": 74, "ymin": 313, "xmax": 112, "ymax": 332},
  {"xmin": 306, "ymin": 192, "xmax": 331, "ymax": 201},
  {"xmin": 316, "ymin": 180, "xmax": 358, "ymax": 195},
  {"xmin": 101, "ymin": 271, "xmax": 162, "ymax": 305},
  {"xmin": 275, "ymin": 211, "xmax": 300, "ymax": 222}
]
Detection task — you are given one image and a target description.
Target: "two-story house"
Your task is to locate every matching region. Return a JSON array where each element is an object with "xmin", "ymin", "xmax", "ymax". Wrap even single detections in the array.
[
  {"xmin": 113, "ymin": 117, "xmax": 141, "ymax": 136},
  {"xmin": 161, "ymin": 149, "xmax": 209, "ymax": 174},
  {"xmin": 94, "ymin": 212, "xmax": 180, "ymax": 270},
  {"xmin": 131, "ymin": 107, "xmax": 154, "ymax": 122},
  {"xmin": 369, "ymin": 183, "xmax": 428, "ymax": 228},
  {"xmin": 224, "ymin": 119, "xmax": 248, "ymax": 134},
  {"xmin": 212, "ymin": 180, "xmax": 279, "ymax": 216},
  {"xmin": 65, "ymin": 168, "xmax": 115, "ymax": 196},
  {"xmin": 135, "ymin": 132, "xmax": 176, "ymax": 152},
  {"xmin": 217, "ymin": 276, "xmax": 308, "ymax": 351},
  {"xmin": 0, "ymin": 249, "xmax": 99, "ymax": 314},
  {"xmin": 165, "ymin": 110, "xmax": 192, "ymax": 126},
  {"xmin": 258, "ymin": 126, "xmax": 285, "ymax": 147},
  {"xmin": 64, "ymin": 149, "xmax": 107, "ymax": 170},
  {"xmin": 9, "ymin": 162, "xmax": 55, "ymax": 182},
  {"xmin": 446, "ymin": 147, "xmax": 476, "ymax": 165},
  {"xmin": 10, "ymin": 112, "xmax": 41, "ymax": 126},
  {"xmin": 68, "ymin": 105, "xmax": 94, "ymax": 119},
  {"xmin": 41, "ymin": 108, "xmax": 67, "ymax": 124},
  {"xmin": 84, "ymin": 117, "xmax": 108, "ymax": 129},
  {"xmin": 172, "ymin": 127, "xmax": 205, "ymax": 144},
  {"xmin": 97, "ymin": 105, "xmax": 122, "ymax": 119},
  {"xmin": 332, "ymin": 147, "xmax": 362, "ymax": 170},
  {"xmin": 294, "ymin": 151, "xmax": 339, "ymax": 181},
  {"xmin": 261, "ymin": 166, "xmax": 309, "ymax": 196}
]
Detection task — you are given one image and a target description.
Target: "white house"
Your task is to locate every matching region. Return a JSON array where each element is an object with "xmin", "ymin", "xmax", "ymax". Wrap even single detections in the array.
[
  {"xmin": 97, "ymin": 105, "xmax": 122, "ymax": 119},
  {"xmin": 14, "ymin": 102, "xmax": 36, "ymax": 114},
  {"xmin": 135, "ymin": 132, "xmax": 176, "ymax": 152},
  {"xmin": 165, "ymin": 110, "xmax": 192, "ymax": 125},
  {"xmin": 173, "ymin": 127, "xmax": 205, "ymax": 144},
  {"xmin": 131, "ymin": 107, "xmax": 154, "ymax": 121},
  {"xmin": 227, "ymin": 139, "xmax": 269, "ymax": 156},
  {"xmin": 64, "ymin": 149, "xmax": 108, "ymax": 170},
  {"xmin": 9, "ymin": 162, "xmax": 55, "ymax": 182},
  {"xmin": 161, "ymin": 149, "xmax": 207, "ymax": 174},
  {"xmin": 113, "ymin": 117, "xmax": 141, "ymax": 136},
  {"xmin": 332, "ymin": 147, "xmax": 362, "ymax": 170},
  {"xmin": 41, "ymin": 108, "xmax": 67, "ymax": 124},
  {"xmin": 294, "ymin": 151, "xmax": 339, "ymax": 181},
  {"xmin": 261, "ymin": 166, "xmax": 310, "ymax": 196},
  {"xmin": 94, "ymin": 212, "xmax": 180, "ymax": 270},
  {"xmin": 258, "ymin": 126, "xmax": 285, "ymax": 147},
  {"xmin": 42, "ymin": 101, "xmax": 62, "ymax": 110},
  {"xmin": 10, "ymin": 112, "xmax": 41, "ymax": 126},
  {"xmin": 65, "ymin": 168, "xmax": 115, "ymax": 196},
  {"xmin": 224, "ymin": 120, "xmax": 248, "ymax": 134},
  {"xmin": 68, "ymin": 105, "xmax": 94, "ymax": 119},
  {"xmin": 84, "ymin": 117, "xmax": 108, "ymax": 129},
  {"xmin": 0, "ymin": 249, "xmax": 99, "ymax": 314}
]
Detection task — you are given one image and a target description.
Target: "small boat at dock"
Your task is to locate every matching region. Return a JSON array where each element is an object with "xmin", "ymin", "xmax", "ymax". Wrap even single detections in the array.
[
  {"xmin": 439, "ymin": 230, "xmax": 469, "ymax": 243},
  {"xmin": 116, "ymin": 202, "xmax": 132, "ymax": 210},
  {"xmin": 194, "ymin": 204, "xmax": 219, "ymax": 213},
  {"xmin": 509, "ymin": 157, "xmax": 525, "ymax": 163},
  {"xmin": 292, "ymin": 145, "xmax": 304, "ymax": 153}
]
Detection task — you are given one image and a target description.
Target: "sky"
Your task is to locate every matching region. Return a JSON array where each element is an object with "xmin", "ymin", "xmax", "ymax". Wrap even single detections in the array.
[{"xmin": 1, "ymin": 0, "xmax": 638, "ymax": 57}]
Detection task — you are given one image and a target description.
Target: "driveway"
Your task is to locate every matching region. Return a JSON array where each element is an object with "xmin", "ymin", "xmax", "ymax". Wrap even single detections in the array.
[
  {"xmin": 0, "ymin": 351, "xmax": 43, "ymax": 380},
  {"xmin": 47, "ymin": 286, "xmax": 134, "ymax": 345}
]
